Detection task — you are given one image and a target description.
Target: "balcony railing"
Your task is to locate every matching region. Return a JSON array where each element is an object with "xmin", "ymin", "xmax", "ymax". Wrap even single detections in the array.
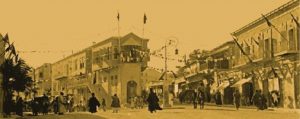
[{"xmin": 275, "ymin": 40, "xmax": 299, "ymax": 56}]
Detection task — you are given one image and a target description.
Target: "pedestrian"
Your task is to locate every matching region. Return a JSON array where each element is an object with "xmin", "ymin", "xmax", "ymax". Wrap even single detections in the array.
[
  {"xmin": 271, "ymin": 91, "xmax": 279, "ymax": 107},
  {"xmin": 261, "ymin": 94, "xmax": 268, "ymax": 110},
  {"xmin": 111, "ymin": 94, "xmax": 121, "ymax": 113},
  {"xmin": 88, "ymin": 93, "xmax": 100, "ymax": 113},
  {"xmin": 58, "ymin": 92, "xmax": 66, "ymax": 115},
  {"xmin": 147, "ymin": 88, "xmax": 162, "ymax": 113},
  {"xmin": 252, "ymin": 90, "xmax": 260, "ymax": 110},
  {"xmin": 233, "ymin": 90, "xmax": 241, "ymax": 110},
  {"xmin": 198, "ymin": 90, "xmax": 205, "ymax": 109},
  {"xmin": 42, "ymin": 94, "xmax": 49, "ymax": 115},
  {"xmin": 52, "ymin": 96, "xmax": 59, "ymax": 114},
  {"xmin": 215, "ymin": 90, "xmax": 222, "ymax": 106},
  {"xmin": 67, "ymin": 95, "xmax": 74, "ymax": 112},
  {"xmin": 101, "ymin": 98, "xmax": 106, "ymax": 112},
  {"xmin": 130, "ymin": 97, "xmax": 135, "ymax": 109},
  {"xmin": 193, "ymin": 89, "xmax": 198, "ymax": 109},
  {"xmin": 31, "ymin": 98, "xmax": 39, "ymax": 116},
  {"xmin": 16, "ymin": 97, "xmax": 24, "ymax": 117}
]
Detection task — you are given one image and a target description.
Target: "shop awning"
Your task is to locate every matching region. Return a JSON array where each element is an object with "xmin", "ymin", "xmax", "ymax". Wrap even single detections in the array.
[
  {"xmin": 149, "ymin": 81, "xmax": 163, "ymax": 87},
  {"xmin": 217, "ymin": 81, "xmax": 230, "ymax": 90},
  {"xmin": 174, "ymin": 77, "xmax": 186, "ymax": 84},
  {"xmin": 231, "ymin": 77, "xmax": 252, "ymax": 87}
]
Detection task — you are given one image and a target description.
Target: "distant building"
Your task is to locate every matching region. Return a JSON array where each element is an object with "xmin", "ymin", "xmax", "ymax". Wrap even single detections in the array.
[{"xmin": 34, "ymin": 63, "xmax": 52, "ymax": 96}]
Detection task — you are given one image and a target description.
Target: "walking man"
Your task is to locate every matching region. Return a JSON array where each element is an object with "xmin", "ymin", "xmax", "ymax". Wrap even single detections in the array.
[
  {"xmin": 233, "ymin": 90, "xmax": 241, "ymax": 110},
  {"xmin": 101, "ymin": 98, "xmax": 106, "ymax": 112},
  {"xmin": 58, "ymin": 92, "xmax": 66, "ymax": 115},
  {"xmin": 193, "ymin": 89, "xmax": 198, "ymax": 109},
  {"xmin": 198, "ymin": 90, "xmax": 205, "ymax": 109}
]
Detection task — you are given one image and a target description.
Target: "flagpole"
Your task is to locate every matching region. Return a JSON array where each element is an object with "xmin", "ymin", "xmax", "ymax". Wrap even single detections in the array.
[{"xmin": 117, "ymin": 11, "xmax": 120, "ymax": 96}]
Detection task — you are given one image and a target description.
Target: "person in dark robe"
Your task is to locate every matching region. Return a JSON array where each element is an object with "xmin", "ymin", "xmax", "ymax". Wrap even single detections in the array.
[
  {"xmin": 31, "ymin": 98, "xmax": 39, "ymax": 116},
  {"xmin": 233, "ymin": 90, "xmax": 241, "ymax": 110},
  {"xmin": 88, "ymin": 93, "xmax": 100, "ymax": 113},
  {"xmin": 198, "ymin": 90, "xmax": 205, "ymax": 109},
  {"xmin": 147, "ymin": 88, "xmax": 162, "ymax": 113},
  {"xmin": 42, "ymin": 94, "xmax": 49, "ymax": 115},
  {"xmin": 16, "ymin": 97, "xmax": 24, "ymax": 117},
  {"xmin": 52, "ymin": 96, "xmax": 59, "ymax": 114},
  {"xmin": 111, "ymin": 94, "xmax": 121, "ymax": 113},
  {"xmin": 193, "ymin": 89, "xmax": 198, "ymax": 109},
  {"xmin": 261, "ymin": 94, "xmax": 268, "ymax": 110},
  {"xmin": 252, "ymin": 90, "xmax": 260, "ymax": 110},
  {"xmin": 215, "ymin": 90, "xmax": 222, "ymax": 106}
]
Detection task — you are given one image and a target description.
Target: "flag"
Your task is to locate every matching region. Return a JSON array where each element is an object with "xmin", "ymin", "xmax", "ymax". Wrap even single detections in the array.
[
  {"xmin": 143, "ymin": 13, "xmax": 147, "ymax": 24},
  {"xmin": 158, "ymin": 71, "xmax": 166, "ymax": 80},
  {"xmin": 290, "ymin": 13, "xmax": 300, "ymax": 27},
  {"xmin": 11, "ymin": 44, "xmax": 16, "ymax": 55},
  {"xmin": 15, "ymin": 54, "xmax": 19, "ymax": 62},
  {"xmin": 117, "ymin": 12, "xmax": 120, "ymax": 21},
  {"xmin": 271, "ymin": 67, "xmax": 278, "ymax": 78},
  {"xmin": 262, "ymin": 14, "xmax": 288, "ymax": 42},
  {"xmin": 261, "ymin": 14, "xmax": 272, "ymax": 27},
  {"xmin": 0, "ymin": 33, "xmax": 10, "ymax": 44},
  {"xmin": 252, "ymin": 37, "xmax": 259, "ymax": 45},
  {"xmin": 171, "ymin": 71, "xmax": 178, "ymax": 78},
  {"xmin": 5, "ymin": 44, "xmax": 11, "ymax": 52},
  {"xmin": 232, "ymin": 36, "xmax": 253, "ymax": 63}
]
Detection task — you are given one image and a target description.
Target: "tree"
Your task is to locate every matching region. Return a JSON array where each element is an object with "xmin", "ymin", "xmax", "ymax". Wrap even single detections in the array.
[{"xmin": 0, "ymin": 34, "xmax": 33, "ymax": 116}]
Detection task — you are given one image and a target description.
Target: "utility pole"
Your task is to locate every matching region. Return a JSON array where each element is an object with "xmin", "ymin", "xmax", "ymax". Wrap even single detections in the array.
[{"xmin": 163, "ymin": 40, "xmax": 170, "ymax": 107}]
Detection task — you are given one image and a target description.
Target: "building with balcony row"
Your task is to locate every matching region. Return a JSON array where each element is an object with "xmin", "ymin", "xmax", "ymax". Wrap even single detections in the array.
[
  {"xmin": 175, "ymin": 0, "xmax": 299, "ymax": 109},
  {"xmin": 35, "ymin": 33, "xmax": 150, "ymax": 107}
]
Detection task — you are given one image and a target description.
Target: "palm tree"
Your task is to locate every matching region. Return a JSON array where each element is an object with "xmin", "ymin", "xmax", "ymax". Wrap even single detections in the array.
[{"xmin": 0, "ymin": 34, "xmax": 33, "ymax": 116}]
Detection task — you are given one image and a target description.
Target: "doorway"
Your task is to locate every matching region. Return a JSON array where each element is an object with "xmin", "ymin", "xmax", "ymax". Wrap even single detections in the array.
[{"xmin": 127, "ymin": 80, "xmax": 137, "ymax": 102}]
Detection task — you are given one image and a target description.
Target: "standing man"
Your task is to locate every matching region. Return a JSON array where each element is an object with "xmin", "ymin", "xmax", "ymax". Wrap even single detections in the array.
[
  {"xmin": 215, "ymin": 90, "xmax": 222, "ymax": 106},
  {"xmin": 193, "ymin": 89, "xmax": 198, "ymax": 109},
  {"xmin": 15, "ymin": 97, "xmax": 24, "ymax": 117},
  {"xmin": 58, "ymin": 92, "xmax": 66, "ymax": 115},
  {"xmin": 88, "ymin": 93, "xmax": 100, "ymax": 113},
  {"xmin": 42, "ymin": 94, "xmax": 49, "ymax": 115},
  {"xmin": 101, "ymin": 98, "xmax": 106, "ymax": 112},
  {"xmin": 198, "ymin": 90, "xmax": 205, "ymax": 109},
  {"xmin": 111, "ymin": 94, "xmax": 121, "ymax": 113},
  {"xmin": 233, "ymin": 90, "xmax": 241, "ymax": 110}
]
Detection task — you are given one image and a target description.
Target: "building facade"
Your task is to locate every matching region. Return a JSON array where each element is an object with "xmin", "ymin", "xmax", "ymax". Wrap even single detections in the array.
[
  {"xmin": 34, "ymin": 63, "xmax": 52, "ymax": 96},
  {"xmin": 231, "ymin": 0, "xmax": 300, "ymax": 109},
  {"xmin": 50, "ymin": 33, "xmax": 149, "ymax": 106}
]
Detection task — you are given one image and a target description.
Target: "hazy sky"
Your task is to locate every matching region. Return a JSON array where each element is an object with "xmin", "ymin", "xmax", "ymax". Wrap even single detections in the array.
[{"xmin": 0, "ymin": 0, "xmax": 290, "ymax": 69}]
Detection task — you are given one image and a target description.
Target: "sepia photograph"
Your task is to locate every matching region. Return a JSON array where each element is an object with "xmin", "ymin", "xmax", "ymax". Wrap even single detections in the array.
[{"xmin": 0, "ymin": 0, "xmax": 299, "ymax": 119}]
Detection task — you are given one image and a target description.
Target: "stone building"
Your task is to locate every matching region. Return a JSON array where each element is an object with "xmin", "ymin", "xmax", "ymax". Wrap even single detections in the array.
[
  {"xmin": 51, "ymin": 33, "xmax": 149, "ymax": 106},
  {"xmin": 34, "ymin": 63, "xmax": 52, "ymax": 96},
  {"xmin": 231, "ymin": 0, "xmax": 300, "ymax": 109}
]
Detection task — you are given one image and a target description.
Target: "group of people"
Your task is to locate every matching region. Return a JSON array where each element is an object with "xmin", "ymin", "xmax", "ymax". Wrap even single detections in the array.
[
  {"xmin": 130, "ymin": 96, "xmax": 144, "ymax": 109},
  {"xmin": 252, "ymin": 90, "xmax": 268, "ymax": 110},
  {"xmin": 193, "ymin": 89, "xmax": 205, "ymax": 109},
  {"xmin": 87, "ymin": 93, "xmax": 120, "ymax": 113}
]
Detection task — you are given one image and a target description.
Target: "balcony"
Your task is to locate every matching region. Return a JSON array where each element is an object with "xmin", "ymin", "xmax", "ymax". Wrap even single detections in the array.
[
  {"xmin": 274, "ymin": 41, "xmax": 299, "ymax": 56},
  {"xmin": 199, "ymin": 60, "xmax": 229, "ymax": 71}
]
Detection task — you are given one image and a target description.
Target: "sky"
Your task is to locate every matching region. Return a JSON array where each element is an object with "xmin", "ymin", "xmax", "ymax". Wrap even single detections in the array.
[{"xmin": 0, "ymin": 0, "xmax": 291, "ymax": 70}]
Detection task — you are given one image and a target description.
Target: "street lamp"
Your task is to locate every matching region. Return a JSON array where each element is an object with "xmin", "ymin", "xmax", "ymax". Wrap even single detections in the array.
[{"xmin": 163, "ymin": 37, "xmax": 179, "ymax": 108}]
